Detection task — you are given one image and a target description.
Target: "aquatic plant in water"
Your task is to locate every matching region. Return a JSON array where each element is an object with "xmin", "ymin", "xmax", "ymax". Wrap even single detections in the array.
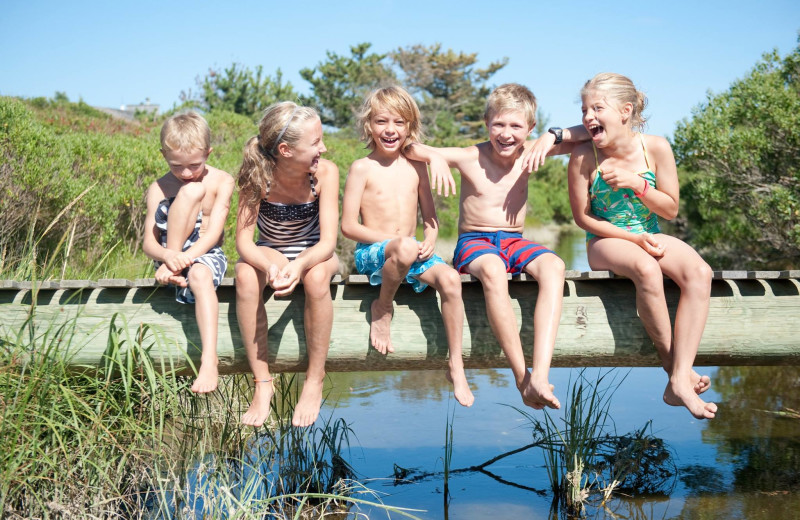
[{"xmin": 514, "ymin": 369, "xmax": 677, "ymax": 516}]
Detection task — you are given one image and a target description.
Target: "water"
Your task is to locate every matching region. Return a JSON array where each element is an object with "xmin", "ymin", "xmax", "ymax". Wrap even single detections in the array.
[{"xmin": 321, "ymin": 366, "xmax": 800, "ymax": 519}]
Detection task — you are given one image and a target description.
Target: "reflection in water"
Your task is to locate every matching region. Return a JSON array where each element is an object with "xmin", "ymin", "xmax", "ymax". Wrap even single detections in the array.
[{"xmin": 318, "ymin": 365, "xmax": 800, "ymax": 519}]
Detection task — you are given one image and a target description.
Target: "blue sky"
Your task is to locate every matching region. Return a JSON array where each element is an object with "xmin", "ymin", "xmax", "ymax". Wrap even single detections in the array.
[{"xmin": 1, "ymin": 0, "xmax": 797, "ymax": 138}]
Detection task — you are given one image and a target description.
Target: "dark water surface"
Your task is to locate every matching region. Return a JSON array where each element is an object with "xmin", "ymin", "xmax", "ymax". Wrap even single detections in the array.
[{"xmin": 321, "ymin": 366, "xmax": 800, "ymax": 519}]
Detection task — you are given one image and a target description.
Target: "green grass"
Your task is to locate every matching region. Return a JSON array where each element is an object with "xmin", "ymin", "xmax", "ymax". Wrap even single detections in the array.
[{"xmin": 0, "ymin": 222, "xmax": 421, "ymax": 519}]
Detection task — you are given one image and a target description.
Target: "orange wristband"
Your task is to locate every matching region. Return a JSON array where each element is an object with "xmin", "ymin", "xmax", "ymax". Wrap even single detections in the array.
[{"xmin": 634, "ymin": 178, "xmax": 649, "ymax": 197}]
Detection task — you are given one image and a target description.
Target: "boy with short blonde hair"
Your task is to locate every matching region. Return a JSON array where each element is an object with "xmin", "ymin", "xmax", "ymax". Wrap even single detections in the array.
[
  {"xmin": 143, "ymin": 111, "xmax": 235, "ymax": 394},
  {"xmin": 342, "ymin": 86, "xmax": 474, "ymax": 406},
  {"xmin": 407, "ymin": 83, "xmax": 588, "ymax": 410}
]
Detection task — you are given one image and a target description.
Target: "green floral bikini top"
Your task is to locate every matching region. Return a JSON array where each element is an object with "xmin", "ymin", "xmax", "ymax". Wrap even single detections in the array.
[{"xmin": 587, "ymin": 134, "xmax": 660, "ymax": 241}]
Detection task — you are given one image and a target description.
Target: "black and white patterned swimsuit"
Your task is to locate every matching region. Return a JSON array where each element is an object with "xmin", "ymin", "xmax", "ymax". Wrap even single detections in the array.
[{"xmin": 256, "ymin": 173, "xmax": 320, "ymax": 260}]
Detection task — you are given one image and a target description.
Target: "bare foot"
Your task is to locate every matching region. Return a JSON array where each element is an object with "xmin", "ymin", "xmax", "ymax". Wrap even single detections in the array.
[
  {"xmin": 292, "ymin": 376, "xmax": 325, "ymax": 427},
  {"xmin": 191, "ymin": 358, "xmax": 218, "ymax": 393},
  {"xmin": 242, "ymin": 378, "xmax": 274, "ymax": 427},
  {"xmin": 691, "ymin": 370, "xmax": 711, "ymax": 395},
  {"xmin": 518, "ymin": 371, "xmax": 561, "ymax": 410},
  {"xmin": 369, "ymin": 300, "xmax": 394, "ymax": 354},
  {"xmin": 445, "ymin": 367, "xmax": 474, "ymax": 407},
  {"xmin": 663, "ymin": 378, "xmax": 717, "ymax": 420}
]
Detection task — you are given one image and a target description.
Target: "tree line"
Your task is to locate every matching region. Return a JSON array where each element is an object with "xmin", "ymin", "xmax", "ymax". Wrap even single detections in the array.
[{"xmin": 182, "ymin": 42, "xmax": 509, "ymax": 143}]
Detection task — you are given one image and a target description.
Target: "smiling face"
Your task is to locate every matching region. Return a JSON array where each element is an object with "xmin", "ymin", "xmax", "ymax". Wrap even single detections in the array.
[
  {"xmin": 581, "ymin": 90, "xmax": 631, "ymax": 148},
  {"xmin": 282, "ymin": 117, "xmax": 327, "ymax": 173},
  {"xmin": 486, "ymin": 109, "xmax": 533, "ymax": 158},
  {"xmin": 368, "ymin": 109, "xmax": 408, "ymax": 155},
  {"xmin": 162, "ymin": 147, "xmax": 210, "ymax": 182}
]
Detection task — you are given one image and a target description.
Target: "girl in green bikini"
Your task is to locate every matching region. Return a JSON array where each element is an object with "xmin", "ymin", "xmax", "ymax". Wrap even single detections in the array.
[{"xmin": 567, "ymin": 72, "xmax": 717, "ymax": 420}]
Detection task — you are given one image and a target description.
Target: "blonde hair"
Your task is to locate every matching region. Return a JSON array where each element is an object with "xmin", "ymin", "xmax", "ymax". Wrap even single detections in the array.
[
  {"xmin": 484, "ymin": 83, "xmax": 537, "ymax": 129},
  {"xmin": 160, "ymin": 111, "xmax": 211, "ymax": 152},
  {"xmin": 238, "ymin": 101, "xmax": 320, "ymax": 210},
  {"xmin": 581, "ymin": 73, "xmax": 648, "ymax": 131},
  {"xmin": 357, "ymin": 86, "xmax": 424, "ymax": 150}
]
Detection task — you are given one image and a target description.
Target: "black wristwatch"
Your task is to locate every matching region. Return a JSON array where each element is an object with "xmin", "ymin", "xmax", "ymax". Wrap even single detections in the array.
[{"xmin": 547, "ymin": 127, "xmax": 563, "ymax": 144}]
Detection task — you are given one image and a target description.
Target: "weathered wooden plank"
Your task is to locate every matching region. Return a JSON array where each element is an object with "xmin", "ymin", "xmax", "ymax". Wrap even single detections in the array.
[{"xmin": 1, "ymin": 273, "xmax": 798, "ymax": 374}]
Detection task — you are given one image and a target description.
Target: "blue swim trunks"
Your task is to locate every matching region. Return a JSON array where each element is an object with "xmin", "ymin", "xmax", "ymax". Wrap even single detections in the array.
[
  {"xmin": 154, "ymin": 197, "xmax": 228, "ymax": 304},
  {"xmin": 354, "ymin": 240, "xmax": 446, "ymax": 293},
  {"xmin": 453, "ymin": 230, "xmax": 556, "ymax": 275}
]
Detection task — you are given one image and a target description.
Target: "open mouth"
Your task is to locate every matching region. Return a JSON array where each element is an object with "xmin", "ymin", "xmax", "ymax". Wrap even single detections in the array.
[
  {"xmin": 588, "ymin": 124, "xmax": 604, "ymax": 139},
  {"xmin": 496, "ymin": 139, "xmax": 515, "ymax": 151},
  {"xmin": 381, "ymin": 137, "xmax": 400, "ymax": 146}
]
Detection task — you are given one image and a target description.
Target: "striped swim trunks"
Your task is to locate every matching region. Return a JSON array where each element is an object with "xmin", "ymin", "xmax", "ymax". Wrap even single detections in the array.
[{"xmin": 453, "ymin": 230, "xmax": 556, "ymax": 275}]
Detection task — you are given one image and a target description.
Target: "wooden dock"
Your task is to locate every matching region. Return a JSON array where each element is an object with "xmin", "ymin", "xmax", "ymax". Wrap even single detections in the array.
[{"xmin": 2, "ymin": 271, "xmax": 799, "ymax": 374}]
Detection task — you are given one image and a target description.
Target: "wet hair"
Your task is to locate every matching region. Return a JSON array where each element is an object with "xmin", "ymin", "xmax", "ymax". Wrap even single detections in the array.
[
  {"xmin": 581, "ymin": 73, "xmax": 648, "ymax": 131},
  {"xmin": 160, "ymin": 111, "xmax": 211, "ymax": 152},
  {"xmin": 357, "ymin": 86, "xmax": 424, "ymax": 150},
  {"xmin": 237, "ymin": 101, "xmax": 320, "ymax": 210},
  {"xmin": 484, "ymin": 83, "xmax": 537, "ymax": 129}
]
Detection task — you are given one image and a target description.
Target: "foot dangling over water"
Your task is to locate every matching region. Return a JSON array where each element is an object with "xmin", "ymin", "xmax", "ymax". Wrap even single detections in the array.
[
  {"xmin": 191, "ymin": 357, "xmax": 219, "ymax": 393},
  {"xmin": 664, "ymin": 377, "xmax": 717, "ymax": 420},
  {"xmin": 519, "ymin": 371, "xmax": 561, "ymax": 410},
  {"xmin": 241, "ymin": 377, "xmax": 274, "ymax": 427},
  {"xmin": 446, "ymin": 366, "xmax": 475, "ymax": 407},
  {"xmin": 292, "ymin": 376, "xmax": 325, "ymax": 428}
]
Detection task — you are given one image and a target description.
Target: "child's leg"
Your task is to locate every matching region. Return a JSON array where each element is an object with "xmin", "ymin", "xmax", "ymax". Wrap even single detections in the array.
[
  {"xmin": 186, "ymin": 263, "xmax": 219, "ymax": 393},
  {"xmin": 655, "ymin": 235, "xmax": 716, "ymax": 419},
  {"xmin": 463, "ymin": 254, "xmax": 530, "ymax": 394},
  {"xmin": 588, "ymin": 237, "xmax": 715, "ymax": 419},
  {"xmin": 293, "ymin": 254, "xmax": 339, "ymax": 427},
  {"xmin": 520, "ymin": 253, "xmax": 565, "ymax": 410},
  {"xmin": 416, "ymin": 264, "xmax": 474, "ymax": 407},
  {"xmin": 237, "ymin": 250, "xmax": 286, "ymax": 427},
  {"xmin": 164, "ymin": 183, "xmax": 205, "ymax": 285},
  {"xmin": 370, "ymin": 237, "xmax": 419, "ymax": 354}
]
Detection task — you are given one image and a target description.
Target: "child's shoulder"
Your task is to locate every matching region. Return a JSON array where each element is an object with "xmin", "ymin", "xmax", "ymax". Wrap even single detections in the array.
[
  {"xmin": 642, "ymin": 134, "xmax": 671, "ymax": 153},
  {"xmin": 205, "ymin": 164, "xmax": 234, "ymax": 183}
]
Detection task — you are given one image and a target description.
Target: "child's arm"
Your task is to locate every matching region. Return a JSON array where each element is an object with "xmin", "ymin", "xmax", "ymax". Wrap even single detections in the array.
[
  {"xmin": 142, "ymin": 181, "xmax": 186, "ymax": 285},
  {"xmin": 235, "ymin": 193, "xmax": 275, "ymax": 276},
  {"xmin": 404, "ymin": 143, "xmax": 469, "ymax": 198},
  {"xmin": 182, "ymin": 170, "xmax": 234, "ymax": 261},
  {"xmin": 567, "ymin": 144, "xmax": 665, "ymax": 257},
  {"xmin": 341, "ymin": 160, "xmax": 401, "ymax": 244},
  {"xmin": 638, "ymin": 136, "xmax": 679, "ymax": 220},
  {"xmin": 415, "ymin": 161, "xmax": 439, "ymax": 261},
  {"xmin": 272, "ymin": 160, "xmax": 339, "ymax": 296},
  {"xmin": 523, "ymin": 125, "xmax": 591, "ymax": 173}
]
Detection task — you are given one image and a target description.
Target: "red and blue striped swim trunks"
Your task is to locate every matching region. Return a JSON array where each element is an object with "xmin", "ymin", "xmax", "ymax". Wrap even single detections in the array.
[{"xmin": 453, "ymin": 230, "xmax": 556, "ymax": 274}]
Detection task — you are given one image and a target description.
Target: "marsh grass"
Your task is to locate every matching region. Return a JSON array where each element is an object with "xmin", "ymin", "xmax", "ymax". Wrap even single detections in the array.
[
  {"xmin": 0, "ymin": 224, "xmax": 420, "ymax": 519},
  {"xmin": 512, "ymin": 369, "xmax": 677, "ymax": 517}
]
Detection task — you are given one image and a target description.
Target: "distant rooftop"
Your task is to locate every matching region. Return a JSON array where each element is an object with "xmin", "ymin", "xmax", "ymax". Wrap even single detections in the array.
[{"xmin": 95, "ymin": 99, "xmax": 159, "ymax": 121}]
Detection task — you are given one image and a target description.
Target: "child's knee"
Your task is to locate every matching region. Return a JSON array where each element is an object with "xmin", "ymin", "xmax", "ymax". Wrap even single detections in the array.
[
  {"xmin": 437, "ymin": 268, "xmax": 463, "ymax": 298},
  {"xmin": 476, "ymin": 257, "xmax": 509, "ymax": 288},
  {"xmin": 235, "ymin": 263, "xmax": 261, "ymax": 295},
  {"xmin": 176, "ymin": 181, "xmax": 206, "ymax": 203},
  {"xmin": 389, "ymin": 237, "xmax": 419, "ymax": 266},
  {"xmin": 303, "ymin": 267, "xmax": 332, "ymax": 299},
  {"xmin": 187, "ymin": 263, "xmax": 213, "ymax": 285}
]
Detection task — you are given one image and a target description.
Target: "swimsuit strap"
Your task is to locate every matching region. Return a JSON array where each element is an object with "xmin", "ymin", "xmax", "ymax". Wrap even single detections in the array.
[
  {"xmin": 639, "ymin": 133, "xmax": 652, "ymax": 171},
  {"xmin": 591, "ymin": 143, "xmax": 600, "ymax": 170},
  {"xmin": 264, "ymin": 173, "xmax": 318, "ymax": 200},
  {"xmin": 308, "ymin": 172, "xmax": 318, "ymax": 198}
]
